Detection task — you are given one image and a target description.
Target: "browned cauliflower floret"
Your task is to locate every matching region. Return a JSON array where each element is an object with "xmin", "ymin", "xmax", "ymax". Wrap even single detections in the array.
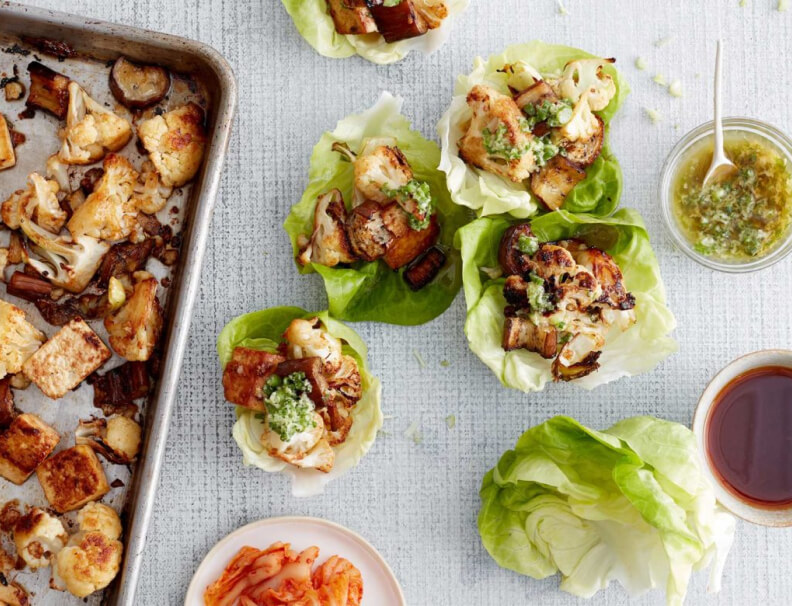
[
  {"xmin": 130, "ymin": 160, "xmax": 173, "ymax": 214},
  {"xmin": 137, "ymin": 102, "xmax": 206, "ymax": 187},
  {"xmin": 21, "ymin": 217, "xmax": 110, "ymax": 293},
  {"xmin": 52, "ymin": 530, "xmax": 122, "ymax": 598},
  {"xmin": 58, "ymin": 82, "xmax": 132, "ymax": 165},
  {"xmin": 68, "ymin": 154, "xmax": 139, "ymax": 241},
  {"xmin": 297, "ymin": 189, "xmax": 356, "ymax": 267},
  {"xmin": 0, "ymin": 299, "xmax": 45, "ymax": 379},
  {"xmin": 13, "ymin": 507, "xmax": 68, "ymax": 570},
  {"xmin": 76, "ymin": 502, "xmax": 122, "ymax": 540},
  {"xmin": 104, "ymin": 271, "xmax": 163, "ymax": 361},
  {"xmin": 283, "ymin": 317, "xmax": 344, "ymax": 375},
  {"xmin": 458, "ymin": 84, "xmax": 536, "ymax": 182},
  {"xmin": 76, "ymin": 416, "xmax": 142, "ymax": 464},
  {"xmin": 353, "ymin": 138, "xmax": 413, "ymax": 204},
  {"xmin": 1, "ymin": 173, "xmax": 65, "ymax": 233}
]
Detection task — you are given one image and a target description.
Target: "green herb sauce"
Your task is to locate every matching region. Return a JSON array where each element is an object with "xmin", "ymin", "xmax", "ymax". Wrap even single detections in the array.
[
  {"xmin": 382, "ymin": 179, "xmax": 435, "ymax": 230},
  {"xmin": 261, "ymin": 372, "xmax": 316, "ymax": 442},
  {"xmin": 673, "ymin": 133, "xmax": 792, "ymax": 260}
]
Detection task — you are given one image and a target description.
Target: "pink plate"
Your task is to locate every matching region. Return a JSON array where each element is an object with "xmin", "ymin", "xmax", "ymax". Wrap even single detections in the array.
[{"xmin": 185, "ymin": 516, "xmax": 405, "ymax": 605}]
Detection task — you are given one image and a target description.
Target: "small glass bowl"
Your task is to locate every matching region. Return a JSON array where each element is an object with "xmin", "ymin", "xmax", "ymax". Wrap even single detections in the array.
[{"xmin": 659, "ymin": 117, "xmax": 792, "ymax": 273}]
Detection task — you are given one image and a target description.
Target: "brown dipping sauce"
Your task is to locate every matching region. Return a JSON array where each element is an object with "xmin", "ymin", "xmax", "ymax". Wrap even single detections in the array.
[{"xmin": 707, "ymin": 365, "xmax": 792, "ymax": 507}]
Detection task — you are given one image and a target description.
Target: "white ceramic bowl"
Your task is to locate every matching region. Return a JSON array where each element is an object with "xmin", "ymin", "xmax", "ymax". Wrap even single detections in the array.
[
  {"xmin": 185, "ymin": 516, "xmax": 406, "ymax": 605},
  {"xmin": 692, "ymin": 349, "xmax": 792, "ymax": 527}
]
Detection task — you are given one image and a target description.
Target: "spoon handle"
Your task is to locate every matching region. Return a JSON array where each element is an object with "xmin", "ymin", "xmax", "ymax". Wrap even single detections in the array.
[{"xmin": 713, "ymin": 40, "xmax": 725, "ymax": 160}]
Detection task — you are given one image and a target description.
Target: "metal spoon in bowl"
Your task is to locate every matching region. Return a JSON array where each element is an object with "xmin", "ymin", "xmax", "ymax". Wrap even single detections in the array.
[{"xmin": 703, "ymin": 40, "xmax": 737, "ymax": 186}]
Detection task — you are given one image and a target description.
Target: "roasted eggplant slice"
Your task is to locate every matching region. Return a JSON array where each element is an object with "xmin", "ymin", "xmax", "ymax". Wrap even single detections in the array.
[
  {"xmin": 366, "ymin": 0, "xmax": 428, "ymax": 42},
  {"xmin": 552, "ymin": 350, "xmax": 601, "ymax": 381},
  {"xmin": 326, "ymin": 0, "xmax": 378, "ymax": 34},
  {"xmin": 346, "ymin": 200, "xmax": 392, "ymax": 261},
  {"xmin": 275, "ymin": 357, "xmax": 329, "ymax": 407},
  {"xmin": 562, "ymin": 116, "xmax": 604, "ymax": 166},
  {"xmin": 26, "ymin": 61, "xmax": 70, "ymax": 119},
  {"xmin": 109, "ymin": 57, "xmax": 170, "ymax": 109},
  {"xmin": 403, "ymin": 245, "xmax": 445, "ymax": 290},
  {"xmin": 529, "ymin": 155, "xmax": 586, "ymax": 211},
  {"xmin": 498, "ymin": 223, "xmax": 537, "ymax": 276},
  {"xmin": 5, "ymin": 271, "xmax": 55, "ymax": 302},
  {"xmin": 502, "ymin": 316, "xmax": 557, "ymax": 358},
  {"xmin": 514, "ymin": 81, "xmax": 560, "ymax": 111}
]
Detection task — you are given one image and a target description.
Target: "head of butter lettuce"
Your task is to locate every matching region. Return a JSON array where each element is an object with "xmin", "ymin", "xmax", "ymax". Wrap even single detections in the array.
[
  {"xmin": 456, "ymin": 208, "xmax": 677, "ymax": 392},
  {"xmin": 438, "ymin": 41, "xmax": 629, "ymax": 218},
  {"xmin": 281, "ymin": 0, "xmax": 468, "ymax": 65},
  {"xmin": 479, "ymin": 415, "xmax": 735, "ymax": 606},
  {"xmin": 217, "ymin": 306, "xmax": 383, "ymax": 497},
  {"xmin": 284, "ymin": 92, "xmax": 471, "ymax": 325}
]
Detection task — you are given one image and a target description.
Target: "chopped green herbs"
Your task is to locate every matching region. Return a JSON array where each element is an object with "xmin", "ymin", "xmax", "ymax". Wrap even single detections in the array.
[
  {"xmin": 673, "ymin": 134, "xmax": 792, "ymax": 259},
  {"xmin": 413, "ymin": 349, "xmax": 426, "ymax": 368},
  {"xmin": 261, "ymin": 372, "xmax": 316, "ymax": 442},
  {"xmin": 521, "ymin": 99, "xmax": 573, "ymax": 130},
  {"xmin": 483, "ymin": 123, "xmax": 525, "ymax": 161},
  {"xmin": 445, "ymin": 414, "xmax": 456, "ymax": 429},
  {"xmin": 440, "ymin": 359, "xmax": 451, "ymax": 367},
  {"xmin": 516, "ymin": 233, "xmax": 539, "ymax": 255},
  {"xmin": 526, "ymin": 273, "xmax": 554, "ymax": 313},
  {"xmin": 383, "ymin": 0, "xmax": 403, "ymax": 6},
  {"xmin": 381, "ymin": 179, "xmax": 435, "ymax": 230}
]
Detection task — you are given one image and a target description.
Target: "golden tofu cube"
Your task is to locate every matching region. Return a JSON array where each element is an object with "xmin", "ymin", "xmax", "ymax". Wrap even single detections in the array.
[
  {"xmin": 23, "ymin": 318, "xmax": 111, "ymax": 399},
  {"xmin": 0, "ymin": 413, "xmax": 60, "ymax": 484},
  {"xmin": 36, "ymin": 445, "xmax": 110, "ymax": 513}
]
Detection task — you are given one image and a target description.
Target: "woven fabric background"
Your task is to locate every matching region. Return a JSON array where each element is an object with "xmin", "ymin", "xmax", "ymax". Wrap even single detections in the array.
[{"xmin": 19, "ymin": 0, "xmax": 792, "ymax": 604}]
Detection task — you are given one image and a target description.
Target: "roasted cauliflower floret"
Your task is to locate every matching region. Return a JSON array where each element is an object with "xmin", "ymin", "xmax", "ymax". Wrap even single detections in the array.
[
  {"xmin": 130, "ymin": 160, "xmax": 173, "ymax": 215},
  {"xmin": 1, "ymin": 173, "xmax": 65, "ymax": 233},
  {"xmin": 104, "ymin": 271, "xmax": 163, "ymax": 361},
  {"xmin": 554, "ymin": 58, "xmax": 617, "ymax": 111},
  {"xmin": 345, "ymin": 201, "xmax": 392, "ymax": 261},
  {"xmin": 13, "ymin": 507, "xmax": 67, "ymax": 570},
  {"xmin": 0, "ymin": 113, "xmax": 16, "ymax": 171},
  {"xmin": 262, "ymin": 411, "xmax": 328, "ymax": 466},
  {"xmin": 458, "ymin": 85, "xmax": 536, "ymax": 182},
  {"xmin": 137, "ymin": 102, "xmax": 206, "ymax": 187},
  {"xmin": 297, "ymin": 189, "xmax": 356, "ymax": 267},
  {"xmin": 58, "ymin": 82, "xmax": 132, "ymax": 165},
  {"xmin": 21, "ymin": 217, "xmax": 110, "ymax": 293},
  {"xmin": 53, "ymin": 530, "xmax": 122, "ymax": 598},
  {"xmin": 76, "ymin": 502, "xmax": 122, "ymax": 540},
  {"xmin": 352, "ymin": 139, "xmax": 413, "ymax": 204},
  {"xmin": 283, "ymin": 317, "xmax": 344, "ymax": 375},
  {"xmin": 0, "ymin": 300, "xmax": 45, "ymax": 379},
  {"xmin": 557, "ymin": 95, "xmax": 600, "ymax": 143},
  {"xmin": 76, "ymin": 416, "xmax": 142, "ymax": 464},
  {"xmin": 46, "ymin": 154, "xmax": 71, "ymax": 191},
  {"xmin": 68, "ymin": 154, "xmax": 139, "ymax": 241}
]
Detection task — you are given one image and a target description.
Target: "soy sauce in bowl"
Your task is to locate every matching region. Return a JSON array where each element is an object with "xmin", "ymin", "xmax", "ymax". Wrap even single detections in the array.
[{"xmin": 707, "ymin": 365, "xmax": 792, "ymax": 507}]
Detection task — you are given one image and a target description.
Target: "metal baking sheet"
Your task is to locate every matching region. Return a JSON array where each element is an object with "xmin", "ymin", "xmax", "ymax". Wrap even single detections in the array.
[{"xmin": 0, "ymin": 3, "xmax": 236, "ymax": 604}]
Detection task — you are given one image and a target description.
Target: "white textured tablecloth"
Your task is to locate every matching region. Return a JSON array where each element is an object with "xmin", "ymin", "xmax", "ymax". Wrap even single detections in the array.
[{"xmin": 18, "ymin": 0, "xmax": 792, "ymax": 604}]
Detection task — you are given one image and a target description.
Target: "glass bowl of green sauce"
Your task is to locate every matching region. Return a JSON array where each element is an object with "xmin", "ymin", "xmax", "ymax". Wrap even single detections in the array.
[{"xmin": 660, "ymin": 117, "xmax": 792, "ymax": 272}]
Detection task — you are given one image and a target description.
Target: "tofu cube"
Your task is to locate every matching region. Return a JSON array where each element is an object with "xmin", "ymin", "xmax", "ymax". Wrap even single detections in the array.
[
  {"xmin": 222, "ymin": 347, "xmax": 284, "ymax": 411},
  {"xmin": 36, "ymin": 445, "xmax": 110, "ymax": 513},
  {"xmin": 23, "ymin": 318, "xmax": 111, "ymax": 399},
  {"xmin": 0, "ymin": 413, "xmax": 60, "ymax": 484}
]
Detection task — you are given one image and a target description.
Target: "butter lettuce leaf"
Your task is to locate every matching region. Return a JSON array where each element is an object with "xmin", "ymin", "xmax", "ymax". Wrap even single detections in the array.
[
  {"xmin": 281, "ymin": 0, "xmax": 468, "ymax": 65},
  {"xmin": 479, "ymin": 415, "xmax": 735, "ymax": 606},
  {"xmin": 284, "ymin": 92, "xmax": 471, "ymax": 325},
  {"xmin": 217, "ymin": 307, "xmax": 382, "ymax": 497},
  {"xmin": 437, "ymin": 41, "xmax": 629, "ymax": 218},
  {"xmin": 455, "ymin": 208, "xmax": 677, "ymax": 392}
]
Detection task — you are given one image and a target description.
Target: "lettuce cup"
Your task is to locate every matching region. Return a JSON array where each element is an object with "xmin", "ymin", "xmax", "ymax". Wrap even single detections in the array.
[
  {"xmin": 456, "ymin": 209, "xmax": 677, "ymax": 392},
  {"xmin": 217, "ymin": 307, "xmax": 382, "ymax": 497},
  {"xmin": 438, "ymin": 41, "xmax": 629, "ymax": 218},
  {"xmin": 281, "ymin": 0, "xmax": 468, "ymax": 65},
  {"xmin": 285, "ymin": 92, "xmax": 470, "ymax": 325}
]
